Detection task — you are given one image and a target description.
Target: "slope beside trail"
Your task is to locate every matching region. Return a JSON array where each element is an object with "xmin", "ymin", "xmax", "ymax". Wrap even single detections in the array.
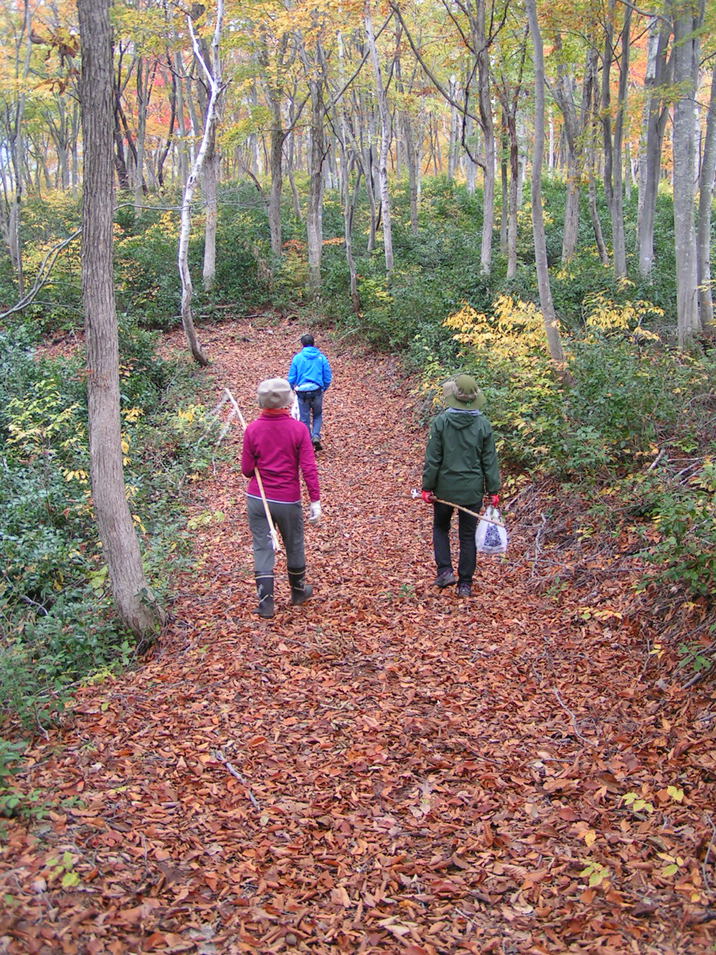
[{"xmin": 1, "ymin": 318, "xmax": 714, "ymax": 954}]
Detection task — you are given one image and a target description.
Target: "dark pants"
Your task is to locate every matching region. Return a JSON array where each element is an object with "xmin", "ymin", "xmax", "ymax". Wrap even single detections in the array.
[
  {"xmin": 297, "ymin": 389, "xmax": 324, "ymax": 439},
  {"xmin": 247, "ymin": 496, "xmax": 306, "ymax": 577},
  {"xmin": 433, "ymin": 500, "xmax": 480, "ymax": 585}
]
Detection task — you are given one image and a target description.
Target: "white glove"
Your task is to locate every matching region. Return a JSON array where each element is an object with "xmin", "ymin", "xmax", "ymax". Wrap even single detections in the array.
[{"xmin": 309, "ymin": 501, "xmax": 322, "ymax": 523}]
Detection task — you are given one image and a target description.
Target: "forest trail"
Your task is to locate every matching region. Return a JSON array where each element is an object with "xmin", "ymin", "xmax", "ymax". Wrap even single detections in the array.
[{"xmin": 2, "ymin": 319, "xmax": 714, "ymax": 954}]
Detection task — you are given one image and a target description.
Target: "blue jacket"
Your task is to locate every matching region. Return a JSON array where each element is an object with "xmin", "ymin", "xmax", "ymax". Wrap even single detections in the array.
[{"xmin": 288, "ymin": 346, "xmax": 332, "ymax": 392}]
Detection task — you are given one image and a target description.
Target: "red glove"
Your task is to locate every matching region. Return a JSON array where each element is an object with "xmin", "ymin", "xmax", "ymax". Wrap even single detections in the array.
[
  {"xmin": 487, "ymin": 493, "xmax": 500, "ymax": 507},
  {"xmin": 421, "ymin": 490, "xmax": 436, "ymax": 504}
]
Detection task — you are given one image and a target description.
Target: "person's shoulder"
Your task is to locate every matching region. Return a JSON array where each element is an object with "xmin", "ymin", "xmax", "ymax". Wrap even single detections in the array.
[{"xmin": 430, "ymin": 411, "xmax": 447, "ymax": 430}]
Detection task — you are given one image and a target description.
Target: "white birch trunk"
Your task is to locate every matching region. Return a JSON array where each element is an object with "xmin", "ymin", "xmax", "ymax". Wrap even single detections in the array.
[{"xmin": 178, "ymin": 0, "xmax": 224, "ymax": 365}]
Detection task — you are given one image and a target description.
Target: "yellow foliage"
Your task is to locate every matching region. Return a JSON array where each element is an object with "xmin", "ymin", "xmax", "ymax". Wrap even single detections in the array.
[
  {"xmin": 584, "ymin": 292, "xmax": 663, "ymax": 339},
  {"xmin": 444, "ymin": 296, "xmax": 557, "ymax": 365}
]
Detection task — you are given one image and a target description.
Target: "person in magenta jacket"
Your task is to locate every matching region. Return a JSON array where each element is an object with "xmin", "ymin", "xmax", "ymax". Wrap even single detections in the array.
[{"xmin": 241, "ymin": 377, "xmax": 321, "ymax": 618}]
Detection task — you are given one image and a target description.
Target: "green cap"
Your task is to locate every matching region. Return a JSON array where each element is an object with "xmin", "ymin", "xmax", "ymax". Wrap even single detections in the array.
[{"xmin": 443, "ymin": 373, "xmax": 485, "ymax": 410}]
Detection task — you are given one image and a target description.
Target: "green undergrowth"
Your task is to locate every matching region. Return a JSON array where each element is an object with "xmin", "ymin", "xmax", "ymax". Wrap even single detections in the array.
[{"xmin": 0, "ymin": 317, "xmax": 223, "ymax": 737}]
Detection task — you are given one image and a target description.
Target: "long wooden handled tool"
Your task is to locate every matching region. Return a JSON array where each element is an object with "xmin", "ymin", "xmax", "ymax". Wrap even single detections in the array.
[
  {"xmin": 411, "ymin": 489, "xmax": 505, "ymax": 527},
  {"xmin": 225, "ymin": 388, "xmax": 280, "ymax": 551}
]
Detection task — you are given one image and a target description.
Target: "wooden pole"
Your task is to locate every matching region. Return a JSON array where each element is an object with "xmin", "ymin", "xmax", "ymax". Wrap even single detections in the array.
[{"xmin": 411, "ymin": 490, "xmax": 505, "ymax": 527}]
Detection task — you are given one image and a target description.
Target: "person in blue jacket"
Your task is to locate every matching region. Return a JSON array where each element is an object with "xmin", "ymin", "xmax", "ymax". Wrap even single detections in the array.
[{"xmin": 287, "ymin": 334, "xmax": 333, "ymax": 450}]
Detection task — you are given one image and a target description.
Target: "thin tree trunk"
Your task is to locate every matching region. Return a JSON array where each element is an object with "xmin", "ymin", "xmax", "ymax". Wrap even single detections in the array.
[
  {"xmin": 671, "ymin": 0, "xmax": 701, "ymax": 346},
  {"xmin": 637, "ymin": 17, "xmax": 671, "ymax": 278},
  {"xmin": 552, "ymin": 45, "xmax": 593, "ymax": 264},
  {"xmin": 465, "ymin": 107, "xmax": 478, "ymax": 195},
  {"xmin": 306, "ymin": 70, "xmax": 325, "ymax": 294},
  {"xmin": 177, "ymin": 2, "xmax": 224, "ymax": 365},
  {"xmin": 202, "ymin": 134, "xmax": 218, "ymax": 291},
  {"xmin": 526, "ymin": 0, "xmax": 568, "ymax": 372},
  {"xmin": 507, "ymin": 120, "xmax": 519, "ymax": 279},
  {"xmin": 697, "ymin": 63, "xmax": 716, "ymax": 333},
  {"xmin": 134, "ymin": 56, "xmax": 148, "ymax": 216},
  {"xmin": 601, "ymin": 3, "xmax": 630, "ymax": 279},
  {"xmin": 6, "ymin": 0, "xmax": 32, "ymax": 296},
  {"xmin": 365, "ymin": 3, "xmax": 394, "ymax": 274},
  {"xmin": 174, "ymin": 50, "xmax": 189, "ymax": 186},
  {"xmin": 476, "ymin": 0, "xmax": 495, "ymax": 275},
  {"xmin": 157, "ymin": 55, "xmax": 177, "ymax": 188},
  {"xmin": 268, "ymin": 121, "xmax": 286, "ymax": 258},
  {"xmin": 363, "ymin": 103, "xmax": 378, "ymax": 251},
  {"xmin": 77, "ymin": 0, "xmax": 164, "ymax": 638},
  {"xmin": 287, "ymin": 129, "xmax": 302, "ymax": 220},
  {"xmin": 611, "ymin": 6, "xmax": 631, "ymax": 277},
  {"xmin": 500, "ymin": 121, "xmax": 508, "ymax": 254}
]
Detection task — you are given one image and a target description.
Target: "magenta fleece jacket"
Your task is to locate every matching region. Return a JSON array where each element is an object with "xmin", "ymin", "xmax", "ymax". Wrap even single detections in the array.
[{"xmin": 241, "ymin": 410, "xmax": 320, "ymax": 503}]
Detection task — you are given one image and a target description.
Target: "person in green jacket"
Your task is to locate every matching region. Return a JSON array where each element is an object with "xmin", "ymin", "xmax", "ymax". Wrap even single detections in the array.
[{"xmin": 421, "ymin": 373, "xmax": 501, "ymax": 597}]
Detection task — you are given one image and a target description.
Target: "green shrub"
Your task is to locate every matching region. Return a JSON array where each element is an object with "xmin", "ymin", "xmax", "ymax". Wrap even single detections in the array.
[{"xmin": 0, "ymin": 321, "xmax": 220, "ymax": 727}]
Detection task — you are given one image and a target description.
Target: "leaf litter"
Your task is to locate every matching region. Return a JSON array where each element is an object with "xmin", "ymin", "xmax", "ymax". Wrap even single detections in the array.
[{"xmin": 1, "ymin": 319, "xmax": 714, "ymax": 953}]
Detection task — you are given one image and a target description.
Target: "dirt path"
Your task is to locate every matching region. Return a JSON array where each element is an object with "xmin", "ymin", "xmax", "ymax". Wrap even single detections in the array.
[{"xmin": 1, "ymin": 319, "xmax": 714, "ymax": 954}]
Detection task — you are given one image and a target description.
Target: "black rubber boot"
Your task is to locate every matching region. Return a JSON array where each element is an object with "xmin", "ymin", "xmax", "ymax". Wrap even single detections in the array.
[
  {"xmin": 254, "ymin": 574, "xmax": 275, "ymax": 618},
  {"xmin": 288, "ymin": 568, "xmax": 313, "ymax": 606}
]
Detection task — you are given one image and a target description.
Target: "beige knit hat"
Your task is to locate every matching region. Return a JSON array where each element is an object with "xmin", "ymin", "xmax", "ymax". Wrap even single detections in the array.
[{"xmin": 257, "ymin": 377, "xmax": 292, "ymax": 409}]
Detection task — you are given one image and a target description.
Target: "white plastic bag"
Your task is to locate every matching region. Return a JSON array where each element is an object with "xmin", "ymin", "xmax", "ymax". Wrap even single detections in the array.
[
  {"xmin": 290, "ymin": 393, "xmax": 300, "ymax": 420},
  {"xmin": 476, "ymin": 505, "xmax": 508, "ymax": 555}
]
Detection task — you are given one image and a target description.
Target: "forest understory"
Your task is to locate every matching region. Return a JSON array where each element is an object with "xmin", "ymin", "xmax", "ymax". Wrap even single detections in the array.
[{"xmin": 1, "ymin": 319, "xmax": 715, "ymax": 954}]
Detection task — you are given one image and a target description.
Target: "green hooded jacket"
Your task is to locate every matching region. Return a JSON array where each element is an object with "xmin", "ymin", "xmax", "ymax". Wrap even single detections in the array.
[{"xmin": 422, "ymin": 409, "xmax": 501, "ymax": 505}]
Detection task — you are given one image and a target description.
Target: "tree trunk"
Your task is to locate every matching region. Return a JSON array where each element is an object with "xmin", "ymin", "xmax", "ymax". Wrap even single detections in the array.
[
  {"xmin": 202, "ymin": 134, "xmax": 219, "ymax": 291},
  {"xmin": 476, "ymin": 2, "xmax": 495, "ymax": 275},
  {"xmin": 671, "ymin": 0, "xmax": 701, "ymax": 346},
  {"xmin": 551, "ymin": 45, "xmax": 594, "ymax": 265},
  {"xmin": 465, "ymin": 107, "xmax": 478, "ymax": 195},
  {"xmin": 363, "ymin": 106, "xmax": 378, "ymax": 251},
  {"xmin": 526, "ymin": 0, "xmax": 568, "ymax": 372},
  {"xmin": 697, "ymin": 63, "xmax": 716, "ymax": 333},
  {"xmin": 259, "ymin": 29, "xmax": 290, "ymax": 261},
  {"xmin": 637, "ymin": 17, "xmax": 671, "ymax": 279},
  {"xmin": 5, "ymin": 0, "xmax": 32, "ymax": 296},
  {"xmin": 268, "ymin": 122, "xmax": 286, "ymax": 258},
  {"xmin": 134, "ymin": 57, "xmax": 148, "ymax": 217},
  {"xmin": 405, "ymin": 108, "xmax": 420, "ymax": 232},
  {"xmin": 157, "ymin": 55, "xmax": 177, "ymax": 188},
  {"xmin": 341, "ymin": 146, "xmax": 362, "ymax": 316},
  {"xmin": 77, "ymin": 0, "xmax": 164, "ymax": 638},
  {"xmin": 585, "ymin": 50, "xmax": 610, "ymax": 266},
  {"xmin": 500, "ymin": 121, "xmax": 508, "ymax": 254},
  {"xmin": 612, "ymin": 7, "xmax": 630, "ymax": 277},
  {"xmin": 601, "ymin": 3, "xmax": 630, "ymax": 280},
  {"xmin": 365, "ymin": 3, "xmax": 394, "ymax": 275},
  {"xmin": 113, "ymin": 72, "xmax": 131, "ymax": 190},
  {"xmin": 306, "ymin": 73, "xmax": 325, "ymax": 295},
  {"xmin": 287, "ymin": 129, "xmax": 302, "ymax": 221},
  {"xmin": 174, "ymin": 50, "xmax": 189, "ymax": 187},
  {"xmin": 507, "ymin": 121, "xmax": 519, "ymax": 280},
  {"xmin": 177, "ymin": 2, "xmax": 224, "ymax": 365}
]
